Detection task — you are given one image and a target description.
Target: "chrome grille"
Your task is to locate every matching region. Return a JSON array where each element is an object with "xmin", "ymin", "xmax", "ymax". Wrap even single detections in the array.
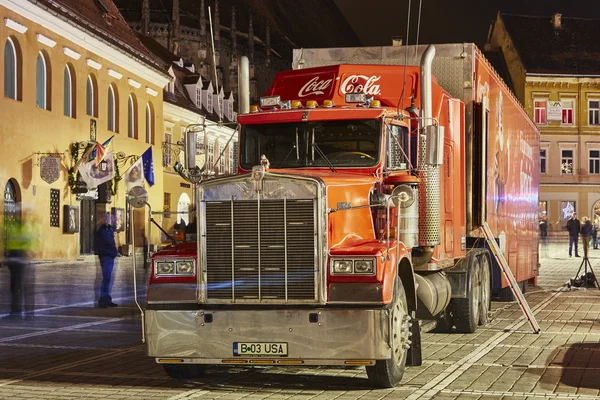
[{"xmin": 204, "ymin": 199, "xmax": 317, "ymax": 302}]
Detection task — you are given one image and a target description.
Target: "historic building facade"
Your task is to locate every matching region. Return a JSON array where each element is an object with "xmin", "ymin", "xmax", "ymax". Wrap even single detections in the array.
[
  {"xmin": 488, "ymin": 12, "xmax": 600, "ymax": 234},
  {"xmin": 0, "ymin": 0, "xmax": 170, "ymax": 260}
]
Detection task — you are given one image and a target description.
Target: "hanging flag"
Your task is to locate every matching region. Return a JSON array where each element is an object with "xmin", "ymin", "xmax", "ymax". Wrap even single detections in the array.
[
  {"xmin": 141, "ymin": 146, "xmax": 155, "ymax": 186},
  {"xmin": 77, "ymin": 152, "xmax": 115, "ymax": 189},
  {"xmin": 123, "ymin": 156, "xmax": 145, "ymax": 192}
]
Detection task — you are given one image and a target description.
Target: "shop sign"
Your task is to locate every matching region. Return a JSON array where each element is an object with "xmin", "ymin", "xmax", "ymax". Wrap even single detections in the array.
[
  {"xmin": 547, "ymin": 101, "xmax": 562, "ymax": 122},
  {"xmin": 40, "ymin": 156, "xmax": 60, "ymax": 184}
]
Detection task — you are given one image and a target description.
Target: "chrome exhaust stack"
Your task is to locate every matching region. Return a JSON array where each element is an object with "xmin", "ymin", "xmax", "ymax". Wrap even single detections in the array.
[{"xmin": 238, "ymin": 56, "xmax": 250, "ymax": 115}]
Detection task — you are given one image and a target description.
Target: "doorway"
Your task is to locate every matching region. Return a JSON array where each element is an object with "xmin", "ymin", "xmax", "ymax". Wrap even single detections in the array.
[
  {"xmin": 79, "ymin": 199, "xmax": 96, "ymax": 254},
  {"xmin": 3, "ymin": 179, "xmax": 20, "ymax": 255}
]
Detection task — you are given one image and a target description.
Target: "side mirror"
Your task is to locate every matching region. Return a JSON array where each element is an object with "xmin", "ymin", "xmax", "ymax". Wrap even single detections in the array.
[{"xmin": 425, "ymin": 125, "xmax": 444, "ymax": 165}]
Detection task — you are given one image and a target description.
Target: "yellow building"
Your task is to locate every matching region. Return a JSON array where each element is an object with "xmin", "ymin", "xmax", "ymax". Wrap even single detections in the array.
[
  {"xmin": 0, "ymin": 0, "xmax": 170, "ymax": 260},
  {"xmin": 136, "ymin": 34, "xmax": 238, "ymax": 241},
  {"xmin": 488, "ymin": 12, "xmax": 600, "ymax": 234}
]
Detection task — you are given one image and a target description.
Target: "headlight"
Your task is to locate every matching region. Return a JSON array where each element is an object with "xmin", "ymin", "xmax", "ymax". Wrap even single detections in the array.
[
  {"xmin": 354, "ymin": 259, "xmax": 375, "ymax": 274},
  {"xmin": 156, "ymin": 261, "xmax": 175, "ymax": 275},
  {"xmin": 332, "ymin": 260, "xmax": 353, "ymax": 274},
  {"xmin": 176, "ymin": 261, "xmax": 194, "ymax": 275}
]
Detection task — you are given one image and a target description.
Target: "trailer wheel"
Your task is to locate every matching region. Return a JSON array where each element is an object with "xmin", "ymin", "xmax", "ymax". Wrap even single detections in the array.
[
  {"xmin": 453, "ymin": 256, "xmax": 481, "ymax": 333},
  {"xmin": 478, "ymin": 253, "xmax": 491, "ymax": 326},
  {"xmin": 366, "ymin": 280, "xmax": 410, "ymax": 388},
  {"xmin": 163, "ymin": 364, "xmax": 206, "ymax": 379}
]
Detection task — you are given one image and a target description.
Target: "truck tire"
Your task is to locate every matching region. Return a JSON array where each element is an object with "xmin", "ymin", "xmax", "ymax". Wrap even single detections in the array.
[
  {"xmin": 478, "ymin": 253, "xmax": 491, "ymax": 326},
  {"xmin": 453, "ymin": 256, "xmax": 481, "ymax": 333},
  {"xmin": 366, "ymin": 279, "xmax": 410, "ymax": 388},
  {"xmin": 163, "ymin": 364, "xmax": 206, "ymax": 379}
]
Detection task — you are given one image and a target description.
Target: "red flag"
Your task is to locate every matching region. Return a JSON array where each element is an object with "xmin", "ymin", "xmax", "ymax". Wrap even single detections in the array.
[{"xmin": 94, "ymin": 142, "xmax": 106, "ymax": 166}]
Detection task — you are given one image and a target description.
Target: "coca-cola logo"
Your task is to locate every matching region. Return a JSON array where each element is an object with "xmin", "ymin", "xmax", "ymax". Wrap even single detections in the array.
[
  {"xmin": 298, "ymin": 76, "xmax": 333, "ymax": 97},
  {"xmin": 341, "ymin": 75, "xmax": 381, "ymax": 95}
]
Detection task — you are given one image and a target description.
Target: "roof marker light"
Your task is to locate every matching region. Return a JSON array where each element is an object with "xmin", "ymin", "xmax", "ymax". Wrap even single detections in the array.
[
  {"xmin": 291, "ymin": 100, "xmax": 303, "ymax": 109},
  {"xmin": 322, "ymin": 99, "xmax": 335, "ymax": 108},
  {"xmin": 306, "ymin": 100, "xmax": 318, "ymax": 109},
  {"xmin": 250, "ymin": 105, "xmax": 259, "ymax": 113},
  {"xmin": 369, "ymin": 99, "xmax": 381, "ymax": 108}
]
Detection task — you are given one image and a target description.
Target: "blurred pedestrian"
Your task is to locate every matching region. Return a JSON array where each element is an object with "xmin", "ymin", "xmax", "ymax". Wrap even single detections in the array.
[
  {"xmin": 566, "ymin": 212, "xmax": 581, "ymax": 258},
  {"xmin": 593, "ymin": 219, "xmax": 599, "ymax": 249},
  {"xmin": 581, "ymin": 216, "xmax": 592, "ymax": 258},
  {"xmin": 3, "ymin": 205, "xmax": 36, "ymax": 320},
  {"xmin": 539, "ymin": 216, "xmax": 548, "ymax": 239},
  {"xmin": 95, "ymin": 212, "xmax": 118, "ymax": 308}
]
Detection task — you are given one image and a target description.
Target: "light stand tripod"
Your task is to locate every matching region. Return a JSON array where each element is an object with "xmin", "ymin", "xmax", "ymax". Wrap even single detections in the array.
[{"xmin": 570, "ymin": 255, "xmax": 600, "ymax": 290}]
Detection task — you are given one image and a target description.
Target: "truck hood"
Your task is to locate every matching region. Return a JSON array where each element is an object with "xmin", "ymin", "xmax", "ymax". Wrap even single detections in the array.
[{"xmin": 199, "ymin": 170, "xmax": 378, "ymax": 249}]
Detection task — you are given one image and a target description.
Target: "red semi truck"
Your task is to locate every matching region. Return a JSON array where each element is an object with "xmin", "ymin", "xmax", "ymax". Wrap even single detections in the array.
[{"xmin": 142, "ymin": 43, "xmax": 539, "ymax": 387}]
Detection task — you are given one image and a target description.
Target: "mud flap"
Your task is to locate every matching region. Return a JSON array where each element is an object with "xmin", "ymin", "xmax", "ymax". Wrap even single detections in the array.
[{"xmin": 406, "ymin": 311, "xmax": 422, "ymax": 366}]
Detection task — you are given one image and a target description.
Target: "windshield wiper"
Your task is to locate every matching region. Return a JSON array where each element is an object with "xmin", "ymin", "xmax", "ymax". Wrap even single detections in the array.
[
  {"xmin": 312, "ymin": 142, "xmax": 336, "ymax": 172},
  {"xmin": 277, "ymin": 129, "xmax": 300, "ymax": 168}
]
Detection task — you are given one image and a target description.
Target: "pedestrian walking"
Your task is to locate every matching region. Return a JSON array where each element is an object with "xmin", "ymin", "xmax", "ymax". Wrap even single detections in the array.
[
  {"xmin": 539, "ymin": 216, "xmax": 548, "ymax": 239},
  {"xmin": 3, "ymin": 205, "xmax": 37, "ymax": 320},
  {"xmin": 95, "ymin": 212, "xmax": 118, "ymax": 308},
  {"xmin": 580, "ymin": 216, "xmax": 593, "ymax": 258},
  {"xmin": 566, "ymin": 212, "xmax": 581, "ymax": 257},
  {"xmin": 593, "ymin": 219, "xmax": 599, "ymax": 249}
]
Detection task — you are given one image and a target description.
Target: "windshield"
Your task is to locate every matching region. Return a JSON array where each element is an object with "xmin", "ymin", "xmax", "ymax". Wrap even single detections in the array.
[{"xmin": 240, "ymin": 119, "xmax": 381, "ymax": 169}]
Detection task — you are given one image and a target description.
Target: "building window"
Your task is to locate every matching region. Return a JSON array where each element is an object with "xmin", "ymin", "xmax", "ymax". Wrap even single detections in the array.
[
  {"xmin": 163, "ymin": 132, "xmax": 173, "ymax": 167},
  {"xmin": 561, "ymin": 149, "xmax": 573, "ymax": 174},
  {"xmin": 540, "ymin": 149, "xmax": 546, "ymax": 174},
  {"xmin": 196, "ymin": 88, "xmax": 201, "ymax": 107},
  {"xmin": 589, "ymin": 100, "xmax": 600, "ymax": 125},
  {"xmin": 128, "ymin": 95, "xmax": 136, "ymax": 138},
  {"xmin": 218, "ymin": 144, "xmax": 225, "ymax": 174},
  {"xmin": 164, "ymin": 192, "xmax": 171, "ymax": 218},
  {"xmin": 561, "ymin": 100, "xmax": 574, "ymax": 125},
  {"xmin": 63, "ymin": 65, "xmax": 74, "ymax": 117},
  {"xmin": 4, "ymin": 38, "xmax": 18, "ymax": 100},
  {"xmin": 146, "ymin": 104, "xmax": 153, "ymax": 144},
  {"xmin": 86, "ymin": 75, "xmax": 97, "ymax": 117},
  {"xmin": 590, "ymin": 150, "xmax": 600, "ymax": 174},
  {"xmin": 207, "ymin": 141, "xmax": 214, "ymax": 173},
  {"xmin": 107, "ymin": 85, "xmax": 116, "ymax": 132},
  {"xmin": 534, "ymin": 100, "xmax": 546, "ymax": 124},
  {"xmin": 36, "ymin": 52, "xmax": 49, "ymax": 109}
]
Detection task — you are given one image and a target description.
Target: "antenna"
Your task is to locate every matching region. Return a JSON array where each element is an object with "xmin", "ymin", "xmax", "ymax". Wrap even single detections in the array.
[
  {"xmin": 208, "ymin": 7, "xmax": 222, "ymax": 123},
  {"xmin": 396, "ymin": 0, "xmax": 412, "ymax": 117},
  {"xmin": 415, "ymin": 0, "xmax": 423, "ymax": 57}
]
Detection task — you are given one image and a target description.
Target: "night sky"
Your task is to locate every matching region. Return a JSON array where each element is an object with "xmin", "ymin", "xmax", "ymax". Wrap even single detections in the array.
[{"xmin": 334, "ymin": 0, "xmax": 600, "ymax": 48}]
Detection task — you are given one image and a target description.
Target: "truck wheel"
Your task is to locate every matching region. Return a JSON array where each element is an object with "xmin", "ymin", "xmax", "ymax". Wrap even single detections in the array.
[
  {"xmin": 366, "ymin": 280, "xmax": 410, "ymax": 388},
  {"xmin": 478, "ymin": 253, "xmax": 491, "ymax": 326},
  {"xmin": 163, "ymin": 364, "xmax": 206, "ymax": 379},
  {"xmin": 453, "ymin": 256, "xmax": 481, "ymax": 333}
]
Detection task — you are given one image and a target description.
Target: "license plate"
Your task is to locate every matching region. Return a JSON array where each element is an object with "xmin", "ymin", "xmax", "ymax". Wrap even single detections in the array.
[{"xmin": 233, "ymin": 342, "xmax": 288, "ymax": 357}]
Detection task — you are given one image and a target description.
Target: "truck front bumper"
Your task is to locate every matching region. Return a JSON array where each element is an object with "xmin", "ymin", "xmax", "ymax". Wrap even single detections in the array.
[{"xmin": 145, "ymin": 307, "xmax": 392, "ymax": 365}]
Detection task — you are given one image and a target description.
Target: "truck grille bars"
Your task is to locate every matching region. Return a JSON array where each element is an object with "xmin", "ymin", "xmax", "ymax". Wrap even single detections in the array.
[{"xmin": 204, "ymin": 198, "xmax": 317, "ymax": 302}]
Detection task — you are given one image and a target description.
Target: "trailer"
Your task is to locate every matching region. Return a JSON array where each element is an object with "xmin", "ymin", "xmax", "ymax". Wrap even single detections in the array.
[{"xmin": 142, "ymin": 43, "xmax": 540, "ymax": 387}]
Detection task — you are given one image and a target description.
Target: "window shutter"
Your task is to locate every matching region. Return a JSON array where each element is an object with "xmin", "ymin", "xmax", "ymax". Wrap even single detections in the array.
[{"xmin": 63, "ymin": 68, "xmax": 71, "ymax": 117}]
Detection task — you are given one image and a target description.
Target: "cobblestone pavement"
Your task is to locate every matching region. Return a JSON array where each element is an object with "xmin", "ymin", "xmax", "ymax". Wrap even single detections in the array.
[{"xmin": 0, "ymin": 241, "xmax": 599, "ymax": 400}]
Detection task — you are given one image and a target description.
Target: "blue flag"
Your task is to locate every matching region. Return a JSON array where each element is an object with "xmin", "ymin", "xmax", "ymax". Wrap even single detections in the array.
[{"xmin": 141, "ymin": 146, "xmax": 154, "ymax": 186}]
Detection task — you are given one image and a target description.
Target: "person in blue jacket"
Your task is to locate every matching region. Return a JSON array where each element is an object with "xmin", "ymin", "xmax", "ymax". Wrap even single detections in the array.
[{"xmin": 95, "ymin": 212, "xmax": 118, "ymax": 308}]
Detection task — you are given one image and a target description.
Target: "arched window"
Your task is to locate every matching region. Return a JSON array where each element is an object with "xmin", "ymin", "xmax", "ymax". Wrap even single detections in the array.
[
  {"xmin": 4, "ymin": 38, "xmax": 17, "ymax": 100},
  {"xmin": 108, "ymin": 85, "xmax": 116, "ymax": 132},
  {"xmin": 63, "ymin": 65, "xmax": 74, "ymax": 117},
  {"xmin": 86, "ymin": 75, "xmax": 97, "ymax": 117},
  {"xmin": 145, "ymin": 103, "xmax": 153, "ymax": 144},
  {"xmin": 128, "ymin": 94, "xmax": 136, "ymax": 138},
  {"xmin": 36, "ymin": 52, "xmax": 49, "ymax": 109}
]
